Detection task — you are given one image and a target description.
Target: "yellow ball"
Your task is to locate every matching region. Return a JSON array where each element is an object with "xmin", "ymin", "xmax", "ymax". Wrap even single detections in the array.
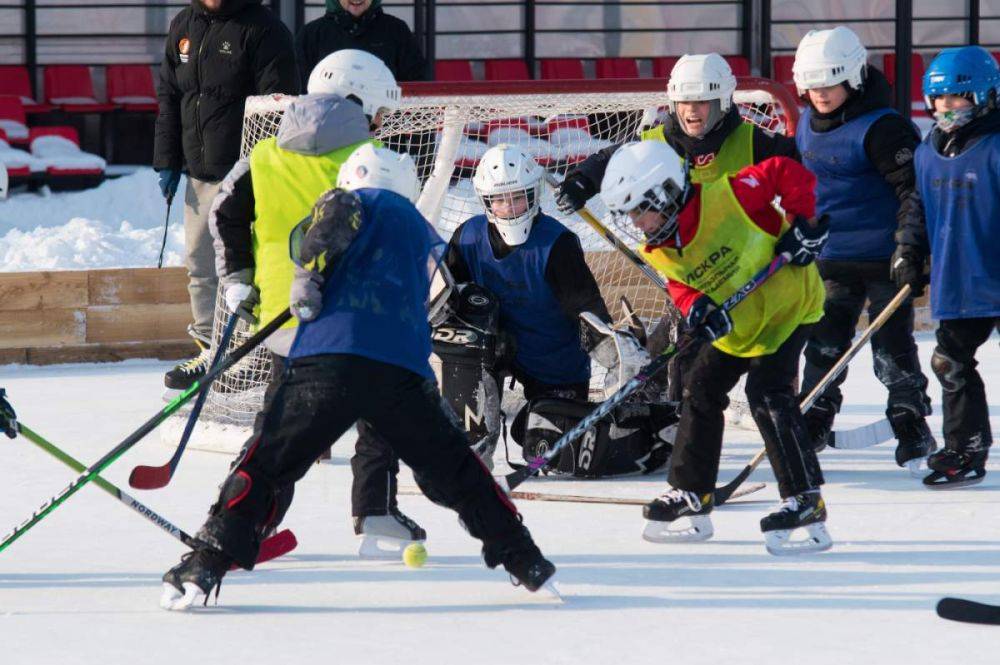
[{"xmin": 403, "ymin": 543, "xmax": 427, "ymax": 568}]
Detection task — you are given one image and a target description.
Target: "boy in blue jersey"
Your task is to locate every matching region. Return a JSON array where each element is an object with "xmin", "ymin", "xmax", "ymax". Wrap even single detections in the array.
[
  {"xmin": 441, "ymin": 144, "xmax": 675, "ymax": 478},
  {"xmin": 159, "ymin": 146, "xmax": 555, "ymax": 611},
  {"xmin": 792, "ymin": 26, "xmax": 936, "ymax": 473},
  {"xmin": 907, "ymin": 46, "xmax": 1000, "ymax": 488}
]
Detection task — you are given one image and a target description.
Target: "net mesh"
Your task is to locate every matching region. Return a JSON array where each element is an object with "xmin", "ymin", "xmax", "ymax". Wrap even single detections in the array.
[{"xmin": 200, "ymin": 79, "xmax": 797, "ymax": 430}]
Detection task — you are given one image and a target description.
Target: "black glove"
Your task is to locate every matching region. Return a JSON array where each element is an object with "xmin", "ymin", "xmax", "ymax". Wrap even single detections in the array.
[
  {"xmin": 890, "ymin": 243, "xmax": 927, "ymax": 297},
  {"xmin": 775, "ymin": 215, "xmax": 829, "ymax": 266},
  {"xmin": 0, "ymin": 388, "xmax": 17, "ymax": 439},
  {"xmin": 685, "ymin": 295, "xmax": 733, "ymax": 341},
  {"xmin": 555, "ymin": 172, "xmax": 598, "ymax": 215}
]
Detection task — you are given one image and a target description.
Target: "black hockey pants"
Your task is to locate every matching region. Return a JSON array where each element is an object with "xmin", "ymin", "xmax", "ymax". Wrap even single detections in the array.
[
  {"xmin": 669, "ymin": 325, "xmax": 824, "ymax": 498},
  {"xmin": 933, "ymin": 317, "xmax": 999, "ymax": 451}
]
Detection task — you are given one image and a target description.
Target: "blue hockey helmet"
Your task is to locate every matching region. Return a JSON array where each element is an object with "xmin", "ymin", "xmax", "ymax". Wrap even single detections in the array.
[{"xmin": 923, "ymin": 45, "xmax": 1000, "ymax": 112}]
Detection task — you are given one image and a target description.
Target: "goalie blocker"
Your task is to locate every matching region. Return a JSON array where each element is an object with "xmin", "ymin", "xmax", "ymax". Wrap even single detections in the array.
[{"xmin": 433, "ymin": 283, "xmax": 677, "ymax": 478}]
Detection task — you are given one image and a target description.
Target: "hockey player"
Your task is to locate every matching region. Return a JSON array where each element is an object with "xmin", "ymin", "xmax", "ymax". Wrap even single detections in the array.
[
  {"xmin": 160, "ymin": 146, "xmax": 555, "ymax": 610},
  {"xmin": 909, "ymin": 46, "xmax": 1000, "ymax": 488},
  {"xmin": 209, "ymin": 49, "xmax": 424, "ymax": 559},
  {"xmin": 791, "ymin": 27, "xmax": 936, "ymax": 473},
  {"xmin": 555, "ymin": 53, "xmax": 798, "ymax": 401},
  {"xmin": 599, "ymin": 140, "xmax": 831, "ymax": 555},
  {"xmin": 440, "ymin": 144, "xmax": 675, "ymax": 477}
]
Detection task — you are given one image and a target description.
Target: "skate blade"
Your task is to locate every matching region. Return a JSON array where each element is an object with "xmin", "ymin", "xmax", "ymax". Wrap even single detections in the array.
[
  {"xmin": 905, "ymin": 457, "xmax": 928, "ymax": 478},
  {"xmin": 357, "ymin": 535, "xmax": 420, "ymax": 560},
  {"xmin": 540, "ymin": 580, "xmax": 564, "ymax": 604},
  {"xmin": 764, "ymin": 522, "xmax": 833, "ymax": 556},
  {"xmin": 641, "ymin": 514, "xmax": 713, "ymax": 543},
  {"xmin": 159, "ymin": 582, "xmax": 207, "ymax": 611},
  {"xmin": 923, "ymin": 470, "xmax": 985, "ymax": 490}
]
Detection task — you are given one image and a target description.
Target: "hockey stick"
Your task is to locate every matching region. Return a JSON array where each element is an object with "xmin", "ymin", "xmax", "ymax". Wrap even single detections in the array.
[
  {"xmin": 129, "ymin": 312, "xmax": 240, "ymax": 489},
  {"xmin": 156, "ymin": 194, "xmax": 173, "ymax": 269},
  {"xmin": 713, "ymin": 284, "xmax": 913, "ymax": 504},
  {"xmin": 401, "ymin": 481, "xmax": 767, "ymax": 506},
  {"xmin": 829, "ymin": 418, "xmax": 893, "ymax": 449},
  {"xmin": 14, "ymin": 421, "xmax": 297, "ymax": 565},
  {"xmin": 545, "ymin": 172, "xmax": 667, "ymax": 290},
  {"xmin": 497, "ymin": 254, "xmax": 789, "ymax": 494},
  {"xmin": 936, "ymin": 597, "xmax": 1000, "ymax": 625},
  {"xmin": 0, "ymin": 306, "xmax": 294, "ymax": 554}
]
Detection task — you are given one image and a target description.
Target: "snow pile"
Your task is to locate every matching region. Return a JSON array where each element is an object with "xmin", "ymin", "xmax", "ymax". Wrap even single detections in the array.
[{"xmin": 0, "ymin": 168, "xmax": 184, "ymax": 271}]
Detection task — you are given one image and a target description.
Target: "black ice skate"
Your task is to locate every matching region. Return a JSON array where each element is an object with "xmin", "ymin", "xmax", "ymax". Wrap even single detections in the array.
[
  {"xmin": 888, "ymin": 406, "xmax": 937, "ymax": 477},
  {"xmin": 642, "ymin": 486, "xmax": 714, "ymax": 543},
  {"xmin": 353, "ymin": 508, "xmax": 427, "ymax": 560},
  {"xmin": 804, "ymin": 397, "xmax": 837, "ymax": 453},
  {"xmin": 488, "ymin": 531, "xmax": 558, "ymax": 597},
  {"xmin": 760, "ymin": 490, "xmax": 832, "ymax": 556},
  {"xmin": 160, "ymin": 547, "xmax": 232, "ymax": 611},
  {"xmin": 163, "ymin": 342, "xmax": 212, "ymax": 395},
  {"xmin": 923, "ymin": 446, "xmax": 989, "ymax": 489}
]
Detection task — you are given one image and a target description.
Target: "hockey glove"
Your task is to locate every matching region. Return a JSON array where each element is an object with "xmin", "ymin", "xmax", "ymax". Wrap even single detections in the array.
[
  {"xmin": 580, "ymin": 311, "xmax": 650, "ymax": 398},
  {"xmin": 685, "ymin": 295, "xmax": 733, "ymax": 341},
  {"xmin": 221, "ymin": 269, "xmax": 259, "ymax": 324},
  {"xmin": 0, "ymin": 388, "xmax": 17, "ymax": 439},
  {"xmin": 290, "ymin": 266, "xmax": 324, "ymax": 322},
  {"xmin": 775, "ymin": 215, "xmax": 829, "ymax": 266},
  {"xmin": 555, "ymin": 172, "xmax": 598, "ymax": 215},
  {"xmin": 158, "ymin": 168, "xmax": 181, "ymax": 202},
  {"xmin": 890, "ymin": 243, "xmax": 927, "ymax": 298}
]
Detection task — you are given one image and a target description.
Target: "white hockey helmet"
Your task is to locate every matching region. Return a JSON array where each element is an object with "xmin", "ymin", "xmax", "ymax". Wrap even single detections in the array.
[
  {"xmin": 307, "ymin": 49, "xmax": 401, "ymax": 119},
  {"xmin": 600, "ymin": 141, "xmax": 689, "ymax": 246},
  {"xmin": 667, "ymin": 53, "xmax": 738, "ymax": 113},
  {"xmin": 337, "ymin": 143, "xmax": 420, "ymax": 203},
  {"xmin": 472, "ymin": 144, "xmax": 544, "ymax": 246},
  {"xmin": 792, "ymin": 27, "xmax": 868, "ymax": 95}
]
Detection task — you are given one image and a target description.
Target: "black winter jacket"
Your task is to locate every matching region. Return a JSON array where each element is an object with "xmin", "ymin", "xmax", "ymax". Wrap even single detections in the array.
[
  {"xmin": 154, "ymin": 0, "xmax": 299, "ymax": 181},
  {"xmin": 295, "ymin": 7, "xmax": 428, "ymax": 89}
]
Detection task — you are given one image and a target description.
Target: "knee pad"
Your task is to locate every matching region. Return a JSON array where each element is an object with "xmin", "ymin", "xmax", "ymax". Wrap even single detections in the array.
[{"xmin": 931, "ymin": 348, "xmax": 966, "ymax": 393}]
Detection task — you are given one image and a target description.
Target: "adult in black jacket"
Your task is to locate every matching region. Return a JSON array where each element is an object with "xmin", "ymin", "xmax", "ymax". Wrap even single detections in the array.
[
  {"xmin": 295, "ymin": 0, "xmax": 427, "ymax": 88},
  {"xmin": 153, "ymin": 0, "xmax": 299, "ymax": 392}
]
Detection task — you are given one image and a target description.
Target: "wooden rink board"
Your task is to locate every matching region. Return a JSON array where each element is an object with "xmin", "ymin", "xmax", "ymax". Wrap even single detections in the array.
[
  {"xmin": 0, "ymin": 259, "xmax": 934, "ymax": 366},
  {"xmin": 0, "ymin": 267, "xmax": 195, "ymax": 365}
]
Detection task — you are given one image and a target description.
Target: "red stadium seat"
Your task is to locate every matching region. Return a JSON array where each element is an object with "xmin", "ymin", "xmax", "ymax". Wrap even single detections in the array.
[
  {"xmin": 595, "ymin": 58, "xmax": 639, "ymax": 79},
  {"xmin": 484, "ymin": 59, "xmax": 531, "ymax": 81},
  {"xmin": 772, "ymin": 54, "xmax": 799, "ymax": 100},
  {"xmin": 106, "ymin": 65, "xmax": 158, "ymax": 112},
  {"xmin": 0, "ymin": 95, "xmax": 30, "ymax": 147},
  {"xmin": 434, "ymin": 60, "xmax": 475, "ymax": 82},
  {"xmin": 724, "ymin": 55, "xmax": 751, "ymax": 76},
  {"xmin": 652, "ymin": 57, "xmax": 680, "ymax": 79},
  {"xmin": 882, "ymin": 53, "xmax": 927, "ymax": 115},
  {"xmin": 43, "ymin": 65, "xmax": 118, "ymax": 113},
  {"xmin": 29, "ymin": 125, "xmax": 81, "ymax": 145},
  {"xmin": 539, "ymin": 58, "xmax": 585, "ymax": 80},
  {"xmin": 0, "ymin": 65, "xmax": 54, "ymax": 114}
]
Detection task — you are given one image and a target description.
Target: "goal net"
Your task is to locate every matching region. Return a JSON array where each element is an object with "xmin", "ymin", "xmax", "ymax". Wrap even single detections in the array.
[{"xmin": 184, "ymin": 77, "xmax": 798, "ymax": 452}]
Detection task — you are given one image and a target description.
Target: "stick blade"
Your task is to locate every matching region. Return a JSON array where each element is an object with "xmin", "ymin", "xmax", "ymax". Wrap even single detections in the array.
[
  {"xmin": 128, "ymin": 464, "xmax": 171, "ymax": 490},
  {"xmin": 937, "ymin": 597, "xmax": 1000, "ymax": 625},
  {"xmin": 257, "ymin": 529, "xmax": 298, "ymax": 565}
]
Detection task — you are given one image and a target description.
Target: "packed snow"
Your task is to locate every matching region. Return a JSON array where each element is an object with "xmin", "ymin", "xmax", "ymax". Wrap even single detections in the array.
[
  {"xmin": 0, "ymin": 169, "xmax": 184, "ymax": 271},
  {"xmin": 1, "ymin": 334, "xmax": 999, "ymax": 663}
]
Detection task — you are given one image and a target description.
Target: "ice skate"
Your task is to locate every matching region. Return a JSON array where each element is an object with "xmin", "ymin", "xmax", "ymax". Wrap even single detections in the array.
[
  {"xmin": 923, "ymin": 448, "xmax": 988, "ymax": 489},
  {"xmin": 760, "ymin": 490, "xmax": 832, "ymax": 556},
  {"xmin": 354, "ymin": 508, "xmax": 427, "ymax": 560},
  {"xmin": 162, "ymin": 343, "xmax": 212, "ymax": 398},
  {"xmin": 888, "ymin": 406, "xmax": 937, "ymax": 477},
  {"xmin": 495, "ymin": 532, "xmax": 558, "ymax": 597},
  {"xmin": 804, "ymin": 397, "xmax": 837, "ymax": 454},
  {"xmin": 641, "ymin": 486, "xmax": 714, "ymax": 543},
  {"xmin": 160, "ymin": 547, "xmax": 231, "ymax": 611}
]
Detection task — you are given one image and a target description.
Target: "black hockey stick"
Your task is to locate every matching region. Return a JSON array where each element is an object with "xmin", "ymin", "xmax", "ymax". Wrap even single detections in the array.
[
  {"xmin": 497, "ymin": 254, "xmax": 789, "ymax": 494},
  {"xmin": 129, "ymin": 312, "xmax": 240, "ymax": 489},
  {"xmin": 156, "ymin": 194, "xmax": 173, "ymax": 269},
  {"xmin": 713, "ymin": 285, "xmax": 912, "ymax": 505},
  {"xmin": 937, "ymin": 597, "xmax": 1000, "ymax": 625},
  {"xmin": 0, "ymin": 306, "xmax": 294, "ymax": 554},
  {"xmin": 14, "ymin": 421, "xmax": 297, "ymax": 565}
]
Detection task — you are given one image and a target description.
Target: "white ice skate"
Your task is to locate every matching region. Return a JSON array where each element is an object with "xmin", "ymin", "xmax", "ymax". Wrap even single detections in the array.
[
  {"xmin": 354, "ymin": 509, "xmax": 427, "ymax": 560},
  {"xmin": 160, "ymin": 581, "xmax": 209, "ymax": 611},
  {"xmin": 641, "ymin": 487, "xmax": 714, "ymax": 543}
]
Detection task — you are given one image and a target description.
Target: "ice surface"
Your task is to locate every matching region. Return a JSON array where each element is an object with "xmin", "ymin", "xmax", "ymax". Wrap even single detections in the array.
[{"xmin": 1, "ymin": 335, "xmax": 999, "ymax": 664}]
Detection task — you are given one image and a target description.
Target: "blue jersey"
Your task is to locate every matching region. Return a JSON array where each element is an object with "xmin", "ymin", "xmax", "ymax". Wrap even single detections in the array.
[
  {"xmin": 457, "ymin": 213, "xmax": 591, "ymax": 386},
  {"xmin": 797, "ymin": 107, "xmax": 901, "ymax": 260},
  {"xmin": 289, "ymin": 188, "xmax": 445, "ymax": 380},
  {"xmin": 915, "ymin": 133, "xmax": 1000, "ymax": 320}
]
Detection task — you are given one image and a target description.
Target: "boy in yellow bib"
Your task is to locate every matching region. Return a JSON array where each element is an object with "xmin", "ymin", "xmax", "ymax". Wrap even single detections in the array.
[{"xmin": 599, "ymin": 140, "xmax": 832, "ymax": 555}]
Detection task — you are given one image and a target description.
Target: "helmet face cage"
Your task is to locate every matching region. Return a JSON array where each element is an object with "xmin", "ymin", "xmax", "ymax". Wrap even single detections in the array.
[
  {"xmin": 478, "ymin": 182, "xmax": 541, "ymax": 230},
  {"xmin": 609, "ymin": 178, "xmax": 686, "ymax": 246}
]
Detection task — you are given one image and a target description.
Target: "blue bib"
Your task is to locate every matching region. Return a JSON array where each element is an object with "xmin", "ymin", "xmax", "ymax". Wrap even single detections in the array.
[
  {"xmin": 289, "ymin": 188, "xmax": 445, "ymax": 380},
  {"xmin": 915, "ymin": 134, "xmax": 1000, "ymax": 319},
  {"xmin": 797, "ymin": 107, "xmax": 902, "ymax": 260},
  {"xmin": 457, "ymin": 214, "xmax": 591, "ymax": 386}
]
